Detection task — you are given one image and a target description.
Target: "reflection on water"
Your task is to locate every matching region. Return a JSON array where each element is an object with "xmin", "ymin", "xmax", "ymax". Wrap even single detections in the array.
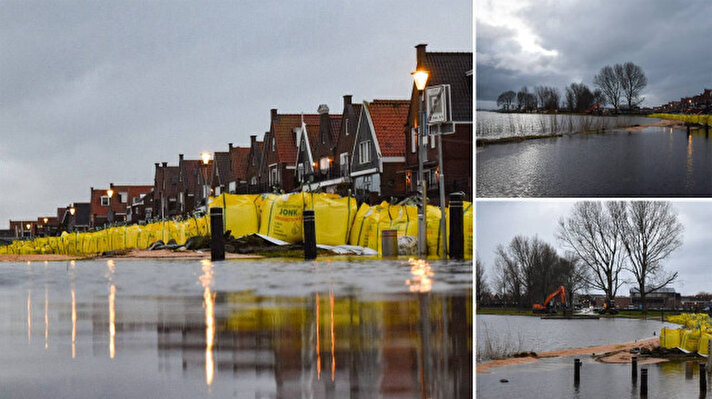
[
  {"xmin": 477, "ymin": 127, "xmax": 712, "ymax": 197},
  {"xmin": 0, "ymin": 259, "xmax": 471, "ymax": 398}
]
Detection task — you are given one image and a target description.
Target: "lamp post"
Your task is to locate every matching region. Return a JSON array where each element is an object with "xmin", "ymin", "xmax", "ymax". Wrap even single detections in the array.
[
  {"xmin": 26, "ymin": 223, "xmax": 32, "ymax": 239},
  {"xmin": 43, "ymin": 217, "xmax": 49, "ymax": 237},
  {"xmin": 107, "ymin": 187, "xmax": 114, "ymax": 224},
  {"xmin": 69, "ymin": 205, "xmax": 76, "ymax": 233},
  {"xmin": 412, "ymin": 69, "xmax": 429, "ymax": 258},
  {"xmin": 201, "ymin": 152, "xmax": 211, "ymax": 208}
]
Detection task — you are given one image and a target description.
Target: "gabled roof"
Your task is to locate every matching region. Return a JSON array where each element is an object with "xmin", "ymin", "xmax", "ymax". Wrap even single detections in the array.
[
  {"xmin": 295, "ymin": 119, "xmax": 321, "ymax": 168},
  {"xmin": 421, "ymin": 52, "xmax": 473, "ymax": 121},
  {"xmin": 328, "ymin": 115, "xmax": 343, "ymax": 144},
  {"xmin": 212, "ymin": 151, "xmax": 231, "ymax": 185},
  {"xmin": 365, "ymin": 100, "xmax": 410, "ymax": 157},
  {"xmin": 230, "ymin": 146, "xmax": 251, "ymax": 180},
  {"xmin": 180, "ymin": 159, "xmax": 208, "ymax": 195},
  {"xmin": 271, "ymin": 114, "xmax": 321, "ymax": 164}
]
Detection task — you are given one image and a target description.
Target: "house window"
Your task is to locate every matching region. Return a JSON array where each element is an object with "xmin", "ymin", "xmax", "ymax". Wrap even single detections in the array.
[
  {"xmin": 119, "ymin": 192, "xmax": 128, "ymax": 203},
  {"xmin": 272, "ymin": 137, "xmax": 276, "ymax": 152},
  {"xmin": 359, "ymin": 141, "xmax": 371, "ymax": 164},
  {"xmin": 363, "ymin": 175, "xmax": 372, "ymax": 190},
  {"xmin": 319, "ymin": 157, "xmax": 329, "ymax": 173},
  {"xmin": 228, "ymin": 181, "xmax": 236, "ymax": 193},
  {"xmin": 431, "ymin": 133, "xmax": 436, "ymax": 149},
  {"xmin": 251, "ymin": 176, "xmax": 257, "ymax": 185},
  {"xmin": 270, "ymin": 167, "xmax": 278, "ymax": 185},
  {"xmin": 340, "ymin": 153, "xmax": 349, "ymax": 176},
  {"xmin": 345, "ymin": 119, "xmax": 349, "ymax": 136},
  {"xmin": 101, "ymin": 196, "xmax": 109, "ymax": 206}
]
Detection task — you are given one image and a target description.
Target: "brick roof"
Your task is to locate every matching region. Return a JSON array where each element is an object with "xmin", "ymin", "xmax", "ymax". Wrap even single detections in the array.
[
  {"xmin": 181, "ymin": 159, "xmax": 208, "ymax": 195},
  {"xmin": 422, "ymin": 52, "xmax": 472, "ymax": 121},
  {"xmin": 367, "ymin": 100, "xmax": 410, "ymax": 157},
  {"xmin": 329, "ymin": 115, "xmax": 343, "ymax": 143},
  {"xmin": 230, "ymin": 146, "xmax": 251, "ymax": 180},
  {"xmin": 272, "ymin": 114, "xmax": 321, "ymax": 164}
]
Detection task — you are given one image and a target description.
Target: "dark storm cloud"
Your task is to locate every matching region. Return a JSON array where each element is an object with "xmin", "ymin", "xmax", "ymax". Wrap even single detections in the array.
[
  {"xmin": 476, "ymin": 0, "xmax": 712, "ymax": 108},
  {"xmin": 477, "ymin": 201, "xmax": 712, "ymax": 296},
  {"xmin": 0, "ymin": 1, "xmax": 472, "ymax": 227}
]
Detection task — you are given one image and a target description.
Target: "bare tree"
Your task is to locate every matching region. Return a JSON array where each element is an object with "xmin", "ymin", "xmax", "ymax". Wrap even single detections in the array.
[
  {"xmin": 476, "ymin": 257, "xmax": 490, "ymax": 306},
  {"xmin": 559, "ymin": 252, "xmax": 590, "ymax": 306},
  {"xmin": 613, "ymin": 201, "xmax": 683, "ymax": 316},
  {"xmin": 565, "ymin": 82, "xmax": 602, "ymax": 113},
  {"xmin": 534, "ymin": 86, "xmax": 560, "ymax": 112},
  {"xmin": 619, "ymin": 62, "xmax": 647, "ymax": 109},
  {"xmin": 516, "ymin": 86, "xmax": 528, "ymax": 111},
  {"xmin": 496, "ymin": 90, "xmax": 516, "ymax": 111},
  {"xmin": 557, "ymin": 202, "xmax": 626, "ymax": 303},
  {"xmin": 593, "ymin": 65, "xmax": 622, "ymax": 112}
]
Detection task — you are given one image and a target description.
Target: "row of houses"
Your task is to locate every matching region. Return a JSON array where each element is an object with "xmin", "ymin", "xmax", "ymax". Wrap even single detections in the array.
[
  {"xmin": 655, "ymin": 88, "xmax": 712, "ymax": 113},
  {"xmin": 5, "ymin": 44, "xmax": 472, "ymax": 239}
]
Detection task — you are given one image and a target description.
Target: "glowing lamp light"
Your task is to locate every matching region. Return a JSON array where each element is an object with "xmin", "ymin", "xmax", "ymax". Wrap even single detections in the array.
[
  {"xmin": 201, "ymin": 152, "xmax": 211, "ymax": 165},
  {"xmin": 43, "ymin": 217, "xmax": 48, "ymax": 224},
  {"xmin": 107, "ymin": 189, "xmax": 114, "ymax": 198},
  {"xmin": 26, "ymin": 223, "xmax": 31, "ymax": 230},
  {"xmin": 69, "ymin": 207, "xmax": 76, "ymax": 216},
  {"xmin": 411, "ymin": 70, "xmax": 429, "ymax": 91}
]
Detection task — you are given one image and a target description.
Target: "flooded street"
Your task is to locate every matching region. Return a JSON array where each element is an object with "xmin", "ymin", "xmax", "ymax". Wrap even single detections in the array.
[
  {"xmin": 0, "ymin": 258, "xmax": 472, "ymax": 398},
  {"xmin": 477, "ymin": 127, "xmax": 712, "ymax": 197}
]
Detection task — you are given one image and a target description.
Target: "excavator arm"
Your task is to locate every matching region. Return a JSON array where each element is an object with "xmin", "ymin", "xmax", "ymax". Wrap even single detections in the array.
[{"xmin": 543, "ymin": 286, "xmax": 566, "ymax": 308}]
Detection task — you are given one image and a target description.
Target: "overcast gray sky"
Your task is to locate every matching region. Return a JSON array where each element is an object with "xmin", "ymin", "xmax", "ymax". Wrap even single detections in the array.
[
  {"xmin": 0, "ymin": 1, "xmax": 472, "ymax": 228},
  {"xmin": 476, "ymin": 0, "xmax": 712, "ymax": 109},
  {"xmin": 477, "ymin": 201, "xmax": 712, "ymax": 296}
]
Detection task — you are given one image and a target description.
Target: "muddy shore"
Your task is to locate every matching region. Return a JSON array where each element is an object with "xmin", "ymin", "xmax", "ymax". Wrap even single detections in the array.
[{"xmin": 477, "ymin": 337, "xmax": 664, "ymax": 374}]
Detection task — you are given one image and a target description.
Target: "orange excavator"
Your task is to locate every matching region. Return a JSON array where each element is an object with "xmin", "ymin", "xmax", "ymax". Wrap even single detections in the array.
[{"xmin": 532, "ymin": 286, "xmax": 567, "ymax": 314}]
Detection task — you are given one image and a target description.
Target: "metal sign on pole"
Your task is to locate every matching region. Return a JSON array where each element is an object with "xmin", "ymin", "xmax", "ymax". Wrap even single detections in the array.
[{"xmin": 426, "ymin": 84, "xmax": 453, "ymax": 260}]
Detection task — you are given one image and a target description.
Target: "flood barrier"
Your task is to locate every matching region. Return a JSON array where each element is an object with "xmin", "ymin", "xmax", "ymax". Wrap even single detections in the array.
[
  {"xmin": 1, "ymin": 192, "xmax": 473, "ymax": 259},
  {"xmin": 661, "ymin": 313, "xmax": 712, "ymax": 356}
]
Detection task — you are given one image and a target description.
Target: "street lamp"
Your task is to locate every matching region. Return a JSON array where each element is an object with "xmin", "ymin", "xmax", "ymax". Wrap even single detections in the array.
[
  {"xmin": 107, "ymin": 187, "xmax": 114, "ymax": 224},
  {"xmin": 69, "ymin": 206, "xmax": 76, "ymax": 233},
  {"xmin": 412, "ymin": 68, "xmax": 429, "ymax": 258},
  {"xmin": 201, "ymin": 152, "xmax": 211, "ymax": 206}
]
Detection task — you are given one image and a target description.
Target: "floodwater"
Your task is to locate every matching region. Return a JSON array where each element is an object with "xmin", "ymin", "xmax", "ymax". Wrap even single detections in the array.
[
  {"xmin": 478, "ymin": 355, "xmax": 712, "ymax": 398},
  {"xmin": 0, "ymin": 258, "xmax": 472, "ymax": 398},
  {"xmin": 477, "ymin": 126, "xmax": 712, "ymax": 197},
  {"xmin": 477, "ymin": 315, "xmax": 673, "ymax": 362},
  {"xmin": 476, "ymin": 110, "xmax": 658, "ymax": 139}
]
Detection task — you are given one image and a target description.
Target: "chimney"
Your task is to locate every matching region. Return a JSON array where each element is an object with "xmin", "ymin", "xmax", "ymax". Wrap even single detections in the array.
[
  {"xmin": 416, "ymin": 43, "xmax": 427, "ymax": 68},
  {"xmin": 250, "ymin": 135, "xmax": 256, "ymax": 146},
  {"xmin": 270, "ymin": 108, "xmax": 278, "ymax": 122},
  {"xmin": 343, "ymin": 95, "xmax": 352, "ymax": 108},
  {"xmin": 110, "ymin": 182, "xmax": 114, "ymax": 190},
  {"xmin": 179, "ymin": 154, "xmax": 184, "ymax": 163},
  {"xmin": 162, "ymin": 162, "xmax": 167, "ymax": 168},
  {"xmin": 154, "ymin": 162, "xmax": 159, "ymax": 168},
  {"xmin": 228, "ymin": 143, "xmax": 233, "ymax": 152}
]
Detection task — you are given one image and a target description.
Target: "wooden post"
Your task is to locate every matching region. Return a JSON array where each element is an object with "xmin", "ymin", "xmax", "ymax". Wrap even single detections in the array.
[
  {"xmin": 574, "ymin": 358, "xmax": 581, "ymax": 385},
  {"xmin": 448, "ymin": 192, "xmax": 465, "ymax": 260},
  {"xmin": 632, "ymin": 356, "xmax": 637, "ymax": 381},
  {"xmin": 702, "ymin": 363, "xmax": 708, "ymax": 393},
  {"xmin": 210, "ymin": 207, "xmax": 225, "ymax": 261},
  {"xmin": 641, "ymin": 368, "xmax": 648, "ymax": 397},
  {"xmin": 303, "ymin": 210, "xmax": 316, "ymax": 260}
]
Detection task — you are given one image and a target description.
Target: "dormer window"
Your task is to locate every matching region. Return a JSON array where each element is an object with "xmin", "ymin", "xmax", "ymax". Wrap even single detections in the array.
[{"xmin": 272, "ymin": 137, "xmax": 276, "ymax": 152}]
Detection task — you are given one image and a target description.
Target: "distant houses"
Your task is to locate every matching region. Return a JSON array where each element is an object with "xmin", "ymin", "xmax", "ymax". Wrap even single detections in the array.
[
  {"xmin": 656, "ymin": 88, "xmax": 712, "ymax": 113},
  {"xmin": 5, "ymin": 43, "xmax": 473, "ymax": 238}
]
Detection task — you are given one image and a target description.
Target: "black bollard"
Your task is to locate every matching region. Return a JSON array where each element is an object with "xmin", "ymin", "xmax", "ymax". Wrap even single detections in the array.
[
  {"xmin": 210, "ymin": 207, "xmax": 225, "ymax": 261},
  {"xmin": 641, "ymin": 368, "xmax": 648, "ymax": 397},
  {"xmin": 303, "ymin": 210, "xmax": 317, "ymax": 260},
  {"xmin": 448, "ymin": 192, "xmax": 465, "ymax": 260},
  {"xmin": 702, "ymin": 363, "xmax": 707, "ymax": 393},
  {"xmin": 632, "ymin": 356, "xmax": 637, "ymax": 381},
  {"xmin": 574, "ymin": 358, "xmax": 581, "ymax": 384}
]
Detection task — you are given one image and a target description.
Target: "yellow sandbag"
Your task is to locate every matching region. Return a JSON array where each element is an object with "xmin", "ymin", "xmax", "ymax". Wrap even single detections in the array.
[
  {"xmin": 464, "ymin": 201, "xmax": 473, "ymax": 259},
  {"xmin": 426, "ymin": 205, "xmax": 446, "ymax": 257},
  {"xmin": 660, "ymin": 328, "xmax": 682, "ymax": 349},
  {"xmin": 209, "ymin": 193, "xmax": 260, "ymax": 239},
  {"xmin": 349, "ymin": 203, "xmax": 373, "ymax": 246},
  {"xmin": 681, "ymin": 329, "xmax": 701, "ymax": 353},
  {"xmin": 311, "ymin": 194, "xmax": 357, "ymax": 246},
  {"xmin": 258, "ymin": 193, "xmax": 305, "ymax": 243},
  {"xmin": 699, "ymin": 333, "xmax": 712, "ymax": 356}
]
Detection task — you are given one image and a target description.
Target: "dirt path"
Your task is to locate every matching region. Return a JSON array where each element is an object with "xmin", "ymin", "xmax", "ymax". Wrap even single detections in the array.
[
  {"xmin": 624, "ymin": 119, "xmax": 685, "ymax": 132},
  {"xmin": 477, "ymin": 337, "xmax": 663, "ymax": 374}
]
